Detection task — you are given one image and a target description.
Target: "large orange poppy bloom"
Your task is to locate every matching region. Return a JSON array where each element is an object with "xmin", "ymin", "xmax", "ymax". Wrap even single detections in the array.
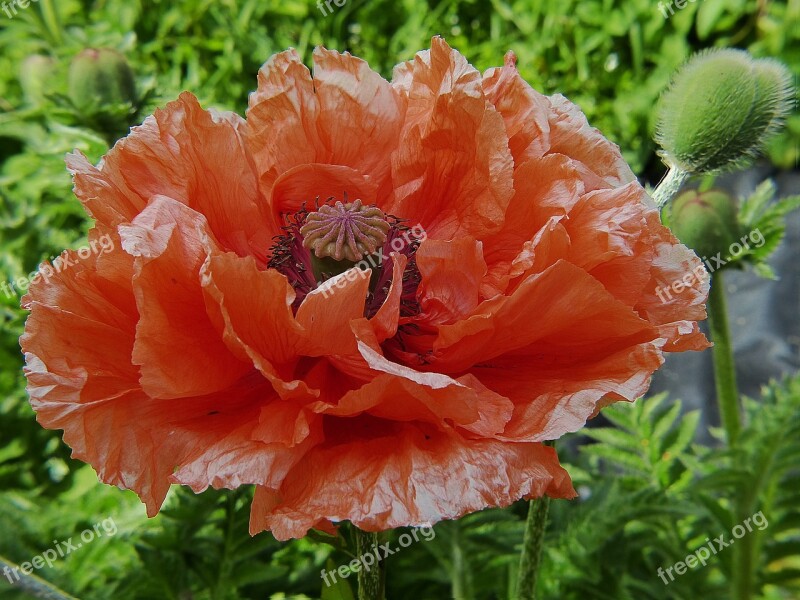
[{"xmin": 21, "ymin": 39, "xmax": 709, "ymax": 540}]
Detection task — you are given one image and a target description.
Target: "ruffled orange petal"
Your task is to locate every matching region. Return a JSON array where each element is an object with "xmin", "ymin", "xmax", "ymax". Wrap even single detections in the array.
[
  {"xmin": 250, "ymin": 426, "xmax": 575, "ymax": 540},
  {"xmin": 245, "ymin": 47, "xmax": 405, "ymax": 205},
  {"xmin": 482, "ymin": 51, "xmax": 551, "ymax": 166},
  {"xmin": 545, "ymin": 93, "xmax": 636, "ymax": 188},
  {"xmin": 557, "ymin": 181, "xmax": 709, "ymax": 351},
  {"xmin": 22, "ymin": 228, "xmax": 321, "ymax": 510},
  {"xmin": 386, "ymin": 38, "xmax": 514, "ymax": 240},
  {"xmin": 68, "ymin": 92, "xmax": 272, "ymax": 260},
  {"xmin": 119, "ymin": 195, "xmax": 252, "ymax": 399},
  {"xmin": 476, "ymin": 342, "xmax": 663, "ymax": 442},
  {"xmin": 309, "ymin": 371, "xmax": 513, "ymax": 438},
  {"xmin": 432, "ymin": 260, "xmax": 659, "ymax": 373},
  {"xmin": 21, "ymin": 230, "xmax": 168, "ymax": 514},
  {"xmin": 415, "ymin": 237, "xmax": 486, "ymax": 326},
  {"xmin": 294, "ymin": 268, "xmax": 377, "ymax": 380},
  {"xmin": 635, "ymin": 212, "xmax": 711, "ymax": 352},
  {"xmin": 367, "ymin": 253, "xmax": 408, "ymax": 342},
  {"xmin": 168, "ymin": 379, "xmax": 322, "ymax": 493},
  {"xmin": 200, "ymin": 250, "xmax": 317, "ymax": 400},
  {"xmin": 269, "ymin": 163, "xmax": 379, "ymax": 228},
  {"xmin": 482, "ymin": 154, "xmax": 584, "ymax": 295}
]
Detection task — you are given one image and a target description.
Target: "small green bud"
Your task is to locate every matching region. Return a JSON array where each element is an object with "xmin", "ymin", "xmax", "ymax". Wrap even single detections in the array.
[
  {"xmin": 67, "ymin": 48, "xmax": 137, "ymax": 114},
  {"xmin": 656, "ymin": 49, "xmax": 793, "ymax": 174},
  {"xmin": 669, "ymin": 189, "xmax": 740, "ymax": 260},
  {"xmin": 19, "ymin": 55, "xmax": 57, "ymax": 106}
]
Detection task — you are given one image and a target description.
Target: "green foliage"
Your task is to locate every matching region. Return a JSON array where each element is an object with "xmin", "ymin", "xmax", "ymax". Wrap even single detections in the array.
[
  {"xmin": 540, "ymin": 394, "xmax": 707, "ymax": 600},
  {"xmin": 693, "ymin": 376, "xmax": 800, "ymax": 595},
  {"xmin": 730, "ymin": 180, "xmax": 800, "ymax": 278},
  {"xmin": 108, "ymin": 487, "xmax": 325, "ymax": 600},
  {"xmin": 0, "ymin": 480, "xmax": 328, "ymax": 599},
  {"xmin": 388, "ymin": 511, "xmax": 524, "ymax": 599},
  {"xmin": 538, "ymin": 378, "xmax": 800, "ymax": 600},
  {"xmin": 0, "ymin": 1, "xmax": 798, "ymax": 599}
]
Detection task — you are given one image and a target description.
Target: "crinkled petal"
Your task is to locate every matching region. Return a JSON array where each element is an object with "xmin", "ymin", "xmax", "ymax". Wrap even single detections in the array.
[
  {"xmin": 432, "ymin": 260, "xmax": 659, "ymax": 373},
  {"xmin": 246, "ymin": 48, "xmax": 404, "ymax": 204},
  {"xmin": 250, "ymin": 426, "xmax": 575, "ymax": 540},
  {"xmin": 387, "ymin": 37, "xmax": 514, "ymax": 240},
  {"xmin": 546, "ymin": 93, "xmax": 636, "ymax": 187},
  {"xmin": 476, "ymin": 342, "xmax": 663, "ymax": 441},
  {"xmin": 21, "ymin": 231, "xmax": 304, "ymax": 513},
  {"xmin": 309, "ymin": 371, "xmax": 513, "ymax": 438},
  {"xmin": 68, "ymin": 92, "xmax": 271, "ymax": 260},
  {"xmin": 482, "ymin": 155, "xmax": 583, "ymax": 295},
  {"xmin": 635, "ymin": 212, "xmax": 711, "ymax": 352},
  {"xmin": 415, "ymin": 237, "xmax": 487, "ymax": 325},
  {"xmin": 368, "ymin": 253, "xmax": 408, "ymax": 342},
  {"xmin": 120, "ymin": 196, "xmax": 251, "ymax": 399},
  {"xmin": 200, "ymin": 250, "xmax": 317, "ymax": 400},
  {"xmin": 482, "ymin": 51, "xmax": 551, "ymax": 165}
]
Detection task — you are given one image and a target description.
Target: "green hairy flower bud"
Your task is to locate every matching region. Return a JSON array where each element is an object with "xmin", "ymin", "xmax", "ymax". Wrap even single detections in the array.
[
  {"xmin": 656, "ymin": 49, "xmax": 793, "ymax": 175},
  {"xmin": 19, "ymin": 55, "xmax": 57, "ymax": 106},
  {"xmin": 669, "ymin": 189, "xmax": 740, "ymax": 260},
  {"xmin": 67, "ymin": 48, "xmax": 137, "ymax": 114}
]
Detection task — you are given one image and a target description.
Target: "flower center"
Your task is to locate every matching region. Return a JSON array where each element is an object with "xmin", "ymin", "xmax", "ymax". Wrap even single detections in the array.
[
  {"xmin": 300, "ymin": 199, "xmax": 390, "ymax": 262},
  {"xmin": 267, "ymin": 196, "xmax": 423, "ymax": 319}
]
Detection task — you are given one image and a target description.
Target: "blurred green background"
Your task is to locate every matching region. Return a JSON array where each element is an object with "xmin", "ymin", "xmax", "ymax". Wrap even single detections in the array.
[{"xmin": 0, "ymin": 1, "xmax": 798, "ymax": 599}]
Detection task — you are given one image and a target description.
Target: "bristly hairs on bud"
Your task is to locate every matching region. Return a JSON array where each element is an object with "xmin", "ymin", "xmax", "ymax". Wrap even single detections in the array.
[{"xmin": 651, "ymin": 49, "xmax": 793, "ymax": 209}]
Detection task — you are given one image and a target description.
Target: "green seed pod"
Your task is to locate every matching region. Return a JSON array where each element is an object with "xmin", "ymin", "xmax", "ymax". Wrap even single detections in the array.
[
  {"xmin": 669, "ymin": 189, "xmax": 740, "ymax": 260},
  {"xmin": 19, "ymin": 55, "xmax": 58, "ymax": 106},
  {"xmin": 655, "ymin": 49, "xmax": 793, "ymax": 174},
  {"xmin": 67, "ymin": 48, "xmax": 137, "ymax": 114}
]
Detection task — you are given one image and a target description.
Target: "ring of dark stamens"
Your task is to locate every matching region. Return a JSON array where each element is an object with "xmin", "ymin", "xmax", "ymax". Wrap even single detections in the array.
[{"xmin": 267, "ymin": 196, "xmax": 423, "ymax": 320}]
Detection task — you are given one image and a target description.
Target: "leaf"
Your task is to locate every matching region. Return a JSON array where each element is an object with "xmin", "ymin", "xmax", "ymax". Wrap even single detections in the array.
[
  {"xmin": 320, "ymin": 558, "xmax": 356, "ymax": 600},
  {"xmin": 651, "ymin": 401, "xmax": 682, "ymax": 445},
  {"xmin": 696, "ymin": 0, "xmax": 728, "ymax": 39},
  {"xmin": 738, "ymin": 180, "xmax": 777, "ymax": 226},
  {"xmin": 694, "ymin": 495, "xmax": 734, "ymax": 530},
  {"xmin": 765, "ymin": 541, "xmax": 800, "ymax": 564},
  {"xmin": 581, "ymin": 444, "xmax": 650, "ymax": 474},
  {"xmin": 695, "ymin": 468, "xmax": 752, "ymax": 491},
  {"xmin": 665, "ymin": 410, "xmax": 700, "ymax": 457},
  {"xmin": 581, "ymin": 427, "xmax": 642, "ymax": 450}
]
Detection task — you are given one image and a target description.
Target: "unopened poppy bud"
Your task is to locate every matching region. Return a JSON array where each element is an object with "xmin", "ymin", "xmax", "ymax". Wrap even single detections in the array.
[
  {"xmin": 655, "ymin": 49, "xmax": 792, "ymax": 174},
  {"xmin": 67, "ymin": 48, "xmax": 137, "ymax": 114},
  {"xmin": 669, "ymin": 189, "xmax": 740, "ymax": 260},
  {"xmin": 19, "ymin": 55, "xmax": 57, "ymax": 106}
]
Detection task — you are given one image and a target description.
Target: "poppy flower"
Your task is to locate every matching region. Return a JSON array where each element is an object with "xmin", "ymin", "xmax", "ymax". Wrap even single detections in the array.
[{"xmin": 21, "ymin": 38, "xmax": 709, "ymax": 541}]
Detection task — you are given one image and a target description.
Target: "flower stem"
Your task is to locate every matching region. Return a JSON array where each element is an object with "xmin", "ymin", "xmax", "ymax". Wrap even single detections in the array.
[
  {"xmin": 354, "ymin": 529, "xmax": 385, "ymax": 600},
  {"xmin": 652, "ymin": 166, "xmax": 691, "ymax": 209},
  {"xmin": 707, "ymin": 271, "xmax": 741, "ymax": 445},
  {"xmin": 516, "ymin": 493, "xmax": 551, "ymax": 599},
  {"xmin": 451, "ymin": 522, "xmax": 471, "ymax": 599},
  {"xmin": 0, "ymin": 554, "xmax": 77, "ymax": 600},
  {"xmin": 732, "ymin": 517, "xmax": 756, "ymax": 600},
  {"xmin": 708, "ymin": 273, "xmax": 750, "ymax": 598}
]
